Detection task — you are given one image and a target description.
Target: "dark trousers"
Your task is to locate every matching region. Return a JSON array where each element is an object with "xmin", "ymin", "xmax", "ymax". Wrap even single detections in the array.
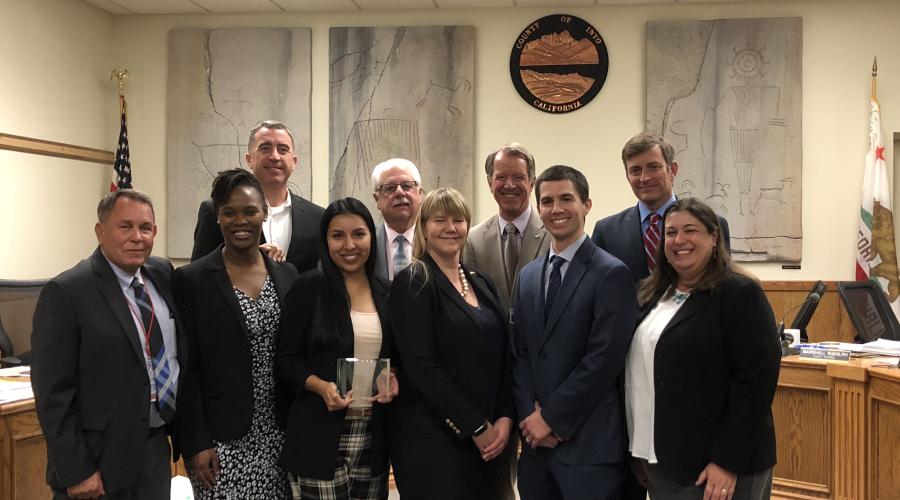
[
  {"xmin": 517, "ymin": 445, "xmax": 623, "ymax": 500},
  {"xmin": 54, "ymin": 427, "xmax": 171, "ymax": 500},
  {"xmin": 643, "ymin": 461, "xmax": 773, "ymax": 500}
]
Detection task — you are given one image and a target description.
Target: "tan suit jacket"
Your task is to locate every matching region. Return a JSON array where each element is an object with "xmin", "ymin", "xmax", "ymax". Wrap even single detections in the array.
[{"xmin": 463, "ymin": 208, "xmax": 550, "ymax": 314}]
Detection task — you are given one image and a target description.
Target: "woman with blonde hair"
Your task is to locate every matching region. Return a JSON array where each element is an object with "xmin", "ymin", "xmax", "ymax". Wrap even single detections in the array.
[{"xmin": 389, "ymin": 187, "xmax": 514, "ymax": 499}]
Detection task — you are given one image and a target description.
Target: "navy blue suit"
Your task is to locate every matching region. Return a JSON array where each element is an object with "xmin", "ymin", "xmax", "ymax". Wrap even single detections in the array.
[
  {"xmin": 511, "ymin": 237, "xmax": 637, "ymax": 500},
  {"xmin": 592, "ymin": 204, "xmax": 731, "ymax": 284}
]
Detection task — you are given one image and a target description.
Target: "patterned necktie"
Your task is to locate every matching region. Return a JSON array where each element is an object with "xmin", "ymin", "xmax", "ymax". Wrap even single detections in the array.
[
  {"xmin": 644, "ymin": 212, "xmax": 662, "ymax": 271},
  {"xmin": 544, "ymin": 255, "xmax": 565, "ymax": 323},
  {"xmin": 130, "ymin": 278, "xmax": 176, "ymax": 423},
  {"xmin": 393, "ymin": 235, "xmax": 410, "ymax": 277},
  {"xmin": 504, "ymin": 223, "xmax": 521, "ymax": 290}
]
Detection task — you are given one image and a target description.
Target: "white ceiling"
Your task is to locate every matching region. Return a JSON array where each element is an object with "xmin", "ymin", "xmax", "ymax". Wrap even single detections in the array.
[{"xmin": 81, "ymin": 0, "xmax": 758, "ymax": 15}]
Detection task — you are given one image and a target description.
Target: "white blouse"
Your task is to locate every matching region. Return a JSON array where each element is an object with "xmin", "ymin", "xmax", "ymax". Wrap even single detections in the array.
[
  {"xmin": 625, "ymin": 291, "xmax": 689, "ymax": 463},
  {"xmin": 348, "ymin": 310, "xmax": 383, "ymax": 409}
]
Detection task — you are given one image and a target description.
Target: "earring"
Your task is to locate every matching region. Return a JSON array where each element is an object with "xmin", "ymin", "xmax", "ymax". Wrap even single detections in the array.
[{"xmin": 712, "ymin": 245, "xmax": 719, "ymax": 259}]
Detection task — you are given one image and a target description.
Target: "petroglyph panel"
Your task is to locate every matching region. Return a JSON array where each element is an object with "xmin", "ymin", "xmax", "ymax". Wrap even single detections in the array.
[
  {"xmin": 647, "ymin": 18, "xmax": 802, "ymax": 262},
  {"xmin": 166, "ymin": 28, "xmax": 312, "ymax": 258},
  {"xmin": 329, "ymin": 26, "xmax": 474, "ymax": 218}
]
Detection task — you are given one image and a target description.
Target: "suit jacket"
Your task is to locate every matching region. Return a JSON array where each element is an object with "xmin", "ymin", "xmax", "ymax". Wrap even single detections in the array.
[
  {"xmin": 31, "ymin": 249, "xmax": 187, "ymax": 493},
  {"xmin": 462, "ymin": 209, "xmax": 550, "ymax": 314},
  {"xmin": 375, "ymin": 223, "xmax": 390, "ymax": 282},
  {"xmin": 276, "ymin": 270, "xmax": 394, "ymax": 479},
  {"xmin": 171, "ymin": 248, "xmax": 298, "ymax": 458},
  {"xmin": 190, "ymin": 193, "xmax": 325, "ymax": 273},
  {"xmin": 511, "ymin": 237, "xmax": 637, "ymax": 465},
  {"xmin": 389, "ymin": 254, "xmax": 514, "ymax": 437},
  {"xmin": 643, "ymin": 271, "xmax": 780, "ymax": 483},
  {"xmin": 591, "ymin": 203, "xmax": 731, "ymax": 284}
]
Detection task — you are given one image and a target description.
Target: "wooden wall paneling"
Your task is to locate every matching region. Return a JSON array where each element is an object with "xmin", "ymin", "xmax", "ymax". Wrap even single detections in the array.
[
  {"xmin": 867, "ymin": 369, "xmax": 900, "ymax": 500},
  {"xmin": 762, "ymin": 281, "xmax": 857, "ymax": 344}
]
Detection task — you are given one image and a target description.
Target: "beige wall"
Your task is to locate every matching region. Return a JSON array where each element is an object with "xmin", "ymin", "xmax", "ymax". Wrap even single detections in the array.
[
  {"xmin": 3, "ymin": 0, "xmax": 899, "ymax": 281},
  {"xmin": 0, "ymin": 0, "xmax": 114, "ymax": 279}
]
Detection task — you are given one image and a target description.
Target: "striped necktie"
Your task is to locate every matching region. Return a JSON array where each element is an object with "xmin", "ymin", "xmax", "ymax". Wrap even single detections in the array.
[
  {"xmin": 644, "ymin": 212, "xmax": 661, "ymax": 271},
  {"xmin": 130, "ymin": 278, "xmax": 176, "ymax": 423},
  {"xmin": 504, "ymin": 222, "xmax": 521, "ymax": 290}
]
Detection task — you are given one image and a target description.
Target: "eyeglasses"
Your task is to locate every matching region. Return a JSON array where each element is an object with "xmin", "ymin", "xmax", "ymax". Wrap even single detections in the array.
[{"xmin": 378, "ymin": 181, "xmax": 419, "ymax": 194}]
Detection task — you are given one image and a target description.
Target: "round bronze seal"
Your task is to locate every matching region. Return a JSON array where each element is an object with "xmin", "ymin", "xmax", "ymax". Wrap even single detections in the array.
[{"xmin": 510, "ymin": 14, "xmax": 609, "ymax": 114}]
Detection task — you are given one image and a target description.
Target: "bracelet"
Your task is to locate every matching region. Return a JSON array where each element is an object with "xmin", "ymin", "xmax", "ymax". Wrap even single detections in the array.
[{"xmin": 472, "ymin": 421, "xmax": 488, "ymax": 437}]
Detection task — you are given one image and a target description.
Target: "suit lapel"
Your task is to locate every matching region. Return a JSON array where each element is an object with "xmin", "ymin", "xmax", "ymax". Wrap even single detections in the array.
[
  {"xmin": 479, "ymin": 216, "xmax": 508, "ymax": 297},
  {"xmin": 90, "ymin": 249, "xmax": 147, "ymax": 365},
  {"xmin": 520, "ymin": 209, "xmax": 548, "ymax": 267},
  {"xmin": 375, "ymin": 224, "xmax": 389, "ymax": 281},
  {"xmin": 264, "ymin": 255, "xmax": 293, "ymax": 306},
  {"xmin": 626, "ymin": 205, "xmax": 646, "ymax": 276},
  {"xmin": 541, "ymin": 239, "xmax": 593, "ymax": 346},
  {"xmin": 208, "ymin": 250, "xmax": 251, "ymax": 336},
  {"xmin": 659, "ymin": 290, "xmax": 711, "ymax": 338}
]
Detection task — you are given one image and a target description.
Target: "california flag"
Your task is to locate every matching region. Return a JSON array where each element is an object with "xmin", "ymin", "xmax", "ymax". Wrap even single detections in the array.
[{"xmin": 856, "ymin": 98, "xmax": 900, "ymax": 319}]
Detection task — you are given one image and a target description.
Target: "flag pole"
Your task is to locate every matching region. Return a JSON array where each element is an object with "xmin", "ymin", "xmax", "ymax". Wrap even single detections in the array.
[
  {"xmin": 109, "ymin": 68, "xmax": 130, "ymax": 114},
  {"xmin": 108, "ymin": 68, "xmax": 133, "ymax": 191},
  {"xmin": 871, "ymin": 56, "xmax": 878, "ymax": 101}
]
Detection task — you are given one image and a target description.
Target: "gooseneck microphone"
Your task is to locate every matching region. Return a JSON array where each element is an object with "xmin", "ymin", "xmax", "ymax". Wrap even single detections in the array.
[{"xmin": 778, "ymin": 292, "xmax": 821, "ymax": 345}]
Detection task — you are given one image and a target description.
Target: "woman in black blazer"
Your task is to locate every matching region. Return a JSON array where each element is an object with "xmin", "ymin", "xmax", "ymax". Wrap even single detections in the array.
[
  {"xmin": 277, "ymin": 197, "xmax": 398, "ymax": 500},
  {"xmin": 173, "ymin": 169, "xmax": 299, "ymax": 498},
  {"xmin": 389, "ymin": 187, "xmax": 515, "ymax": 500},
  {"xmin": 625, "ymin": 198, "xmax": 780, "ymax": 500}
]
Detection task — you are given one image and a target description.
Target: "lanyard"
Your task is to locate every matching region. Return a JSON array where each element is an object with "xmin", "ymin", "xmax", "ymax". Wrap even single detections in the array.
[{"xmin": 124, "ymin": 288, "xmax": 156, "ymax": 360}]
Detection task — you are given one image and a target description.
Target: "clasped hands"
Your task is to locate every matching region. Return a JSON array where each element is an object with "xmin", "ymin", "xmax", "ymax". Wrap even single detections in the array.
[
  {"xmin": 472, "ymin": 417, "xmax": 513, "ymax": 462},
  {"xmin": 519, "ymin": 401, "xmax": 562, "ymax": 449}
]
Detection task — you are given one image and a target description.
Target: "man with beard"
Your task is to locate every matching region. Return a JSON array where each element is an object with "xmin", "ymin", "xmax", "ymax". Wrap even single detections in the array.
[{"xmin": 371, "ymin": 158, "xmax": 424, "ymax": 281}]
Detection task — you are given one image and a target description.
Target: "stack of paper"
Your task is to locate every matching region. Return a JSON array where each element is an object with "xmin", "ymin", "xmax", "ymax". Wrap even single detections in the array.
[{"xmin": 0, "ymin": 366, "xmax": 33, "ymax": 404}]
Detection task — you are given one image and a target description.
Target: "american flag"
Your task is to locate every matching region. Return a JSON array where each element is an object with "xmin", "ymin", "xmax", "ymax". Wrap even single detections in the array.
[{"xmin": 110, "ymin": 96, "xmax": 132, "ymax": 191}]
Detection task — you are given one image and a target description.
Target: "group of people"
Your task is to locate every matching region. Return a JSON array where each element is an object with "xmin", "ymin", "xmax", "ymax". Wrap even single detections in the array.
[{"xmin": 31, "ymin": 120, "xmax": 781, "ymax": 500}]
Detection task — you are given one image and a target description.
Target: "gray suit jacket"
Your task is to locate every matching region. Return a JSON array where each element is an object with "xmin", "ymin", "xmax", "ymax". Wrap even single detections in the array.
[
  {"xmin": 375, "ymin": 223, "xmax": 390, "ymax": 283},
  {"xmin": 463, "ymin": 209, "xmax": 550, "ymax": 314}
]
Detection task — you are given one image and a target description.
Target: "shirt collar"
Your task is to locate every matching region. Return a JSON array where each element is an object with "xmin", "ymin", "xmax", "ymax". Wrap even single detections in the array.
[
  {"xmin": 267, "ymin": 191, "xmax": 292, "ymax": 215},
  {"xmin": 638, "ymin": 194, "xmax": 677, "ymax": 223},
  {"xmin": 100, "ymin": 248, "xmax": 144, "ymax": 290},
  {"xmin": 499, "ymin": 205, "xmax": 532, "ymax": 235},
  {"xmin": 549, "ymin": 233, "xmax": 587, "ymax": 263},
  {"xmin": 384, "ymin": 223, "xmax": 416, "ymax": 245}
]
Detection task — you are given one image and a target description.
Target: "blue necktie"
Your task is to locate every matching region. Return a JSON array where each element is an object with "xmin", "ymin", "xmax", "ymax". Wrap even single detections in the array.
[
  {"xmin": 545, "ymin": 256, "xmax": 564, "ymax": 323},
  {"xmin": 131, "ymin": 278, "xmax": 176, "ymax": 423},
  {"xmin": 394, "ymin": 235, "xmax": 410, "ymax": 276}
]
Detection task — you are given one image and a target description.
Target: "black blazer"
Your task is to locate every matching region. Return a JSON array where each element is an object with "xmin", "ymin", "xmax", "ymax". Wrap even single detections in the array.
[
  {"xmin": 31, "ymin": 249, "xmax": 187, "ymax": 493},
  {"xmin": 389, "ymin": 254, "xmax": 514, "ymax": 438},
  {"xmin": 276, "ymin": 270, "xmax": 394, "ymax": 480},
  {"xmin": 171, "ymin": 248, "xmax": 298, "ymax": 458},
  {"xmin": 592, "ymin": 203, "xmax": 731, "ymax": 284},
  {"xmin": 190, "ymin": 194, "xmax": 325, "ymax": 273},
  {"xmin": 641, "ymin": 271, "xmax": 780, "ymax": 483}
]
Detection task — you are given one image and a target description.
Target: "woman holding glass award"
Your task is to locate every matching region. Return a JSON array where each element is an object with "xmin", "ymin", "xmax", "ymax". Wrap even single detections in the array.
[
  {"xmin": 173, "ymin": 169, "xmax": 299, "ymax": 498},
  {"xmin": 277, "ymin": 197, "xmax": 398, "ymax": 500},
  {"xmin": 389, "ymin": 188, "xmax": 514, "ymax": 499}
]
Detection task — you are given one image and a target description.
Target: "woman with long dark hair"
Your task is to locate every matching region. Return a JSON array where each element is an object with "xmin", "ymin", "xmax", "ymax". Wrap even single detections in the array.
[
  {"xmin": 174, "ymin": 168, "xmax": 298, "ymax": 498},
  {"xmin": 277, "ymin": 197, "xmax": 398, "ymax": 500},
  {"xmin": 626, "ymin": 198, "xmax": 780, "ymax": 500}
]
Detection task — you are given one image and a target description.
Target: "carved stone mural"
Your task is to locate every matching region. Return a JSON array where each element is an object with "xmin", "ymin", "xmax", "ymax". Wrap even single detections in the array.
[
  {"xmin": 166, "ymin": 28, "xmax": 312, "ymax": 258},
  {"xmin": 329, "ymin": 26, "xmax": 474, "ymax": 217},
  {"xmin": 647, "ymin": 18, "xmax": 802, "ymax": 262}
]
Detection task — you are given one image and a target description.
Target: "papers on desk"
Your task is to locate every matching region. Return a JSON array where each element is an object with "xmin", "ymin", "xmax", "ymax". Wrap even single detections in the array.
[
  {"xmin": 832, "ymin": 339, "xmax": 900, "ymax": 357},
  {"xmin": 0, "ymin": 366, "xmax": 33, "ymax": 404}
]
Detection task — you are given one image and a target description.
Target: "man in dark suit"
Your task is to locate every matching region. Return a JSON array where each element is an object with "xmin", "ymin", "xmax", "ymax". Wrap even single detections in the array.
[
  {"xmin": 371, "ymin": 158, "xmax": 423, "ymax": 282},
  {"xmin": 191, "ymin": 120, "xmax": 324, "ymax": 273},
  {"xmin": 592, "ymin": 133, "xmax": 730, "ymax": 284},
  {"xmin": 512, "ymin": 166, "xmax": 638, "ymax": 500},
  {"xmin": 32, "ymin": 190, "xmax": 186, "ymax": 499}
]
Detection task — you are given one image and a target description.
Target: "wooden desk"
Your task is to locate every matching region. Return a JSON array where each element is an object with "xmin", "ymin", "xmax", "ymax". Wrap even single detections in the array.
[
  {"xmin": 0, "ymin": 399, "xmax": 51, "ymax": 499},
  {"xmin": 772, "ymin": 355, "xmax": 900, "ymax": 500}
]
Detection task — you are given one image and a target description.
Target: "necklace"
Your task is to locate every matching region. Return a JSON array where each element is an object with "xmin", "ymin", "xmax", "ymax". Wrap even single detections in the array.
[
  {"xmin": 457, "ymin": 265, "xmax": 470, "ymax": 297},
  {"xmin": 673, "ymin": 290, "xmax": 691, "ymax": 305}
]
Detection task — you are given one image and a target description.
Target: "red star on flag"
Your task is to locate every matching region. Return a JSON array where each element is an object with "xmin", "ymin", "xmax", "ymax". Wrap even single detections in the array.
[{"xmin": 876, "ymin": 146, "xmax": 886, "ymax": 161}]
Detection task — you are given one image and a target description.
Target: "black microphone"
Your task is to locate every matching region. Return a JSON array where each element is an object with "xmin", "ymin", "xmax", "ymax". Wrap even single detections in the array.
[{"xmin": 779, "ymin": 292, "xmax": 821, "ymax": 345}]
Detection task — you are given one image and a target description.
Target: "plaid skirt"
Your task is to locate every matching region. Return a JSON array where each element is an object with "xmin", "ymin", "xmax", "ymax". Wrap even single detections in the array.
[{"xmin": 289, "ymin": 415, "xmax": 387, "ymax": 500}]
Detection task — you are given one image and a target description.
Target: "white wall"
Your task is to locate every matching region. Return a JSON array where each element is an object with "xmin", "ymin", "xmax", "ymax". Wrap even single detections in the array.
[
  {"xmin": 4, "ymin": 0, "xmax": 900, "ymax": 281},
  {"xmin": 0, "ymin": 0, "xmax": 114, "ymax": 279}
]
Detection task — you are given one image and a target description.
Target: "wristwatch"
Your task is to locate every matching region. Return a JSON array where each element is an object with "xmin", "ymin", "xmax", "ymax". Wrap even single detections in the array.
[{"xmin": 472, "ymin": 421, "xmax": 489, "ymax": 437}]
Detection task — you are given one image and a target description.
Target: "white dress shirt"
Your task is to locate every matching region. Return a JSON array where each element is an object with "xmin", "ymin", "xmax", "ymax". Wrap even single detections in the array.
[
  {"xmin": 264, "ymin": 193, "xmax": 293, "ymax": 256},
  {"xmin": 384, "ymin": 223, "xmax": 415, "ymax": 280}
]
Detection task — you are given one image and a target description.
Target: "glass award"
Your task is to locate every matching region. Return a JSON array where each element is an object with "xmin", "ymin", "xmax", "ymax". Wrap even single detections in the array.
[{"xmin": 336, "ymin": 358, "xmax": 391, "ymax": 400}]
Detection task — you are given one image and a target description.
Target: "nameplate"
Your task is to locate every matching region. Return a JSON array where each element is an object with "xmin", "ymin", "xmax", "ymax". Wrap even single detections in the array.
[{"xmin": 800, "ymin": 347, "xmax": 851, "ymax": 361}]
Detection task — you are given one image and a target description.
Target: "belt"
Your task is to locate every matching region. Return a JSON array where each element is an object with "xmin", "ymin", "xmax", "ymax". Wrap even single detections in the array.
[{"xmin": 346, "ymin": 407, "xmax": 373, "ymax": 418}]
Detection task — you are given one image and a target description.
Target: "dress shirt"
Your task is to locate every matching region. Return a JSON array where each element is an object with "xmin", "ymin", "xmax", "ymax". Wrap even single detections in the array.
[
  {"xmin": 638, "ymin": 194, "xmax": 676, "ymax": 234},
  {"xmin": 103, "ymin": 252, "xmax": 179, "ymax": 428},
  {"xmin": 625, "ymin": 290, "xmax": 689, "ymax": 463},
  {"xmin": 384, "ymin": 223, "xmax": 416, "ymax": 280},
  {"xmin": 544, "ymin": 233, "xmax": 587, "ymax": 298},
  {"xmin": 498, "ymin": 205, "xmax": 531, "ymax": 250},
  {"xmin": 264, "ymin": 191, "xmax": 293, "ymax": 256}
]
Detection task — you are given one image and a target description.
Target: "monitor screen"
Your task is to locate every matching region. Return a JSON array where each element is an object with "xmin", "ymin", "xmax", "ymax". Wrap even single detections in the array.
[
  {"xmin": 0, "ymin": 279, "xmax": 47, "ymax": 359},
  {"xmin": 837, "ymin": 280, "xmax": 900, "ymax": 343}
]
